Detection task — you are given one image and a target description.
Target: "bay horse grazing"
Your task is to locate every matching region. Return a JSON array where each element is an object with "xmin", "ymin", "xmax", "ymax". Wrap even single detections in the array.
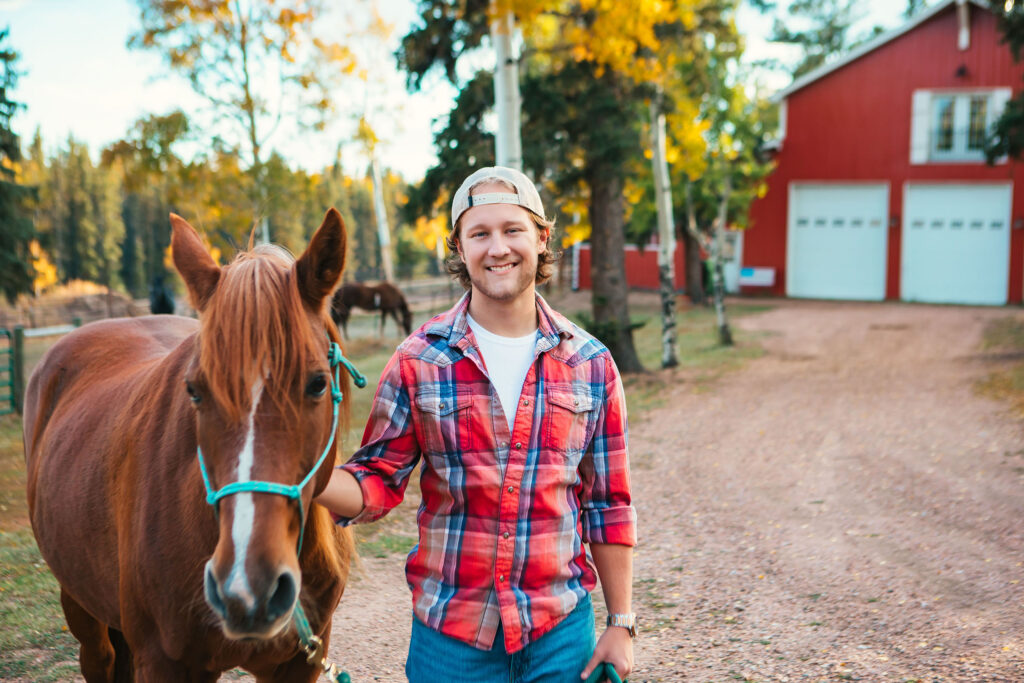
[
  {"xmin": 23, "ymin": 209, "xmax": 358, "ymax": 681},
  {"xmin": 330, "ymin": 281, "xmax": 412, "ymax": 338}
]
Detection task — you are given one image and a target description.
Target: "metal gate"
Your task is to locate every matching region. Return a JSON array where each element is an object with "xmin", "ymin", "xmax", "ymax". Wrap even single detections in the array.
[{"xmin": 0, "ymin": 328, "xmax": 13, "ymax": 416}]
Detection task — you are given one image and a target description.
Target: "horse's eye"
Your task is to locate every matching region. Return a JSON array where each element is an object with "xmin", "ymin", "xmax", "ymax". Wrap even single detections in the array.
[
  {"xmin": 306, "ymin": 374, "xmax": 328, "ymax": 398},
  {"xmin": 185, "ymin": 381, "xmax": 201, "ymax": 404}
]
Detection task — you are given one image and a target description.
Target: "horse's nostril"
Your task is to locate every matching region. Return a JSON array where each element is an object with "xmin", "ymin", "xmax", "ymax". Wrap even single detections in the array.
[
  {"xmin": 265, "ymin": 569, "xmax": 297, "ymax": 622},
  {"xmin": 204, "ymin": 563, "xmax": 227, "ymax": 618}
]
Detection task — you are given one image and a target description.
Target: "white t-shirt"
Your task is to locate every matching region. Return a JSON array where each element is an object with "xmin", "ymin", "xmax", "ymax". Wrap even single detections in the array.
[{"xmin": 467, "ymin": 314, "xmax": 538, "ymax": 432}]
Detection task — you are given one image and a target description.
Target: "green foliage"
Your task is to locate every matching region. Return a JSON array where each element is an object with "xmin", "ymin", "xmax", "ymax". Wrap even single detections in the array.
[
  {"xmin": 30, "ymin": 137, "xmax": 125, "ymax": 288},
  {"xmin": 128, "ymin": 0, "xmax": 357, "ymax": 171},
  {"xmin": 767, "ymin": 0, "xmax": 876, "ymax": 79},
  {"xmin": 397, "ymin": 0, "xmax": 490, "ymax": 89},
  {"xmin": 986, "ymin": 1, "xmax": 1024, "ymax": 164},
  {"xmin": 904, "ymin": 0, "xmax": 931, "ymax": 18},
  {"xmin": 0, "ymin": 29, "xmax": 37, "ymax": 303}
]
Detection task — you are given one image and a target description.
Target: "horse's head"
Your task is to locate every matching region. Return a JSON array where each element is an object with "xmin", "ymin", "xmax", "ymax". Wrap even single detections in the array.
[{"xmin": 171, "ymin": 209, "xmax": 349, "ymax": 640}]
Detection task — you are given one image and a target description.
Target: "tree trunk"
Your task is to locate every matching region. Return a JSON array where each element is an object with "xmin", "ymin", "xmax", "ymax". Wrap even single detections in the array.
[
  {"xmin": 650, "ymin": 94, "xmax": 678, "ymax": 369},
  {"xmin": 679, "ymin": 218, "xmax": 704, "ymax": 305},
  {"xmin": 588, "ymin": 173, "xmax": 644, "ymax": 373},
  {"xmin": 491, "ymin": 4, "xmax": 522, "ymax": 170},
  {"xmin": 711, "ymin": 171, "xmax": 734, "ymax": 347},
  {"xmin": 682, "ymin": 180, "xmax": 705, "ymax": 305}
]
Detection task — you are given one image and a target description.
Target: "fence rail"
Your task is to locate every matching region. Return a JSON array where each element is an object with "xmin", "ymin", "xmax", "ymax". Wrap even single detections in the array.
[
  {"xmin": 24, "ymin": 324, "xmax": 77, "ymax": 339},
  {"xmin": 0, "ymin": 320, "xmax": 81, "ymax": 415}
]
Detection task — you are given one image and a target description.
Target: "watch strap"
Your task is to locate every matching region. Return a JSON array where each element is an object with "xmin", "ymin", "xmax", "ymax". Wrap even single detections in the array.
[{"xmin": 606, "ymin": 613, "xmax": 638, "ymax": 638}]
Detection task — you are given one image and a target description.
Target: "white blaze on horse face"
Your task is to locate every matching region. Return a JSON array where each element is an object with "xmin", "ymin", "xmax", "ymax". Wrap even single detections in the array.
[{"xmin": 225, "ymin": 379, "xmax": 264, "ymax": 610}]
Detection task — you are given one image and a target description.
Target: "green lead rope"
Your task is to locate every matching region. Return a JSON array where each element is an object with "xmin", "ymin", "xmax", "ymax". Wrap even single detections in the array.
[
  {"xmin": 583, "ymin": 662, "xmax": 624, "ymax": 683},
  {"xmin": 293, "ymin": 602, "xmax": 351, "ymax": 682}
]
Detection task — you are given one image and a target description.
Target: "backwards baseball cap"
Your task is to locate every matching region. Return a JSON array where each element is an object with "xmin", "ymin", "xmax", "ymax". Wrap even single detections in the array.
[{"xmin": 450, "ymin": 166, "xmax": 545, "ymax": 229}]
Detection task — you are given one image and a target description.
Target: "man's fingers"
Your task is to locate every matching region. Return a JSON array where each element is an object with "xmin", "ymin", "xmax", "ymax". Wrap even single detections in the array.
[{"xmin": 580, "ymin": 654, "xmax": 597, "ymax": 679}]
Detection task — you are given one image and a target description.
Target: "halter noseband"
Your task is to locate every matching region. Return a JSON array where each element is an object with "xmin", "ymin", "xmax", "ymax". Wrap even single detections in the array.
[{"xmin": 195, "ymin": 341, "xmax": 366, "ymax": 550}]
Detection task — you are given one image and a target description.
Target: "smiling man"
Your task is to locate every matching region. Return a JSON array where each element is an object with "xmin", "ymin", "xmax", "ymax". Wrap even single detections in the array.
[{"xmin": 317, "ymin": 167, "xmax": 637, "ymax": 683}]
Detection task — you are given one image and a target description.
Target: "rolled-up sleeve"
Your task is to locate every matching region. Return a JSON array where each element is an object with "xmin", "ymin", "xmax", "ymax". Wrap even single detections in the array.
[
  {"xmin": 578, "ymin": 353, "xmax": 637, "ymax": 546},
  {"xmin": 335, "ymin": 351, "xmax": 421, "ymax": 525}
]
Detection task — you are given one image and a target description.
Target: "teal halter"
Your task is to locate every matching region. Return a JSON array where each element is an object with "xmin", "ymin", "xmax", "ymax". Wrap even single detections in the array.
[{"xmin": 195, "ymin": 341, "xmax": 366, "ymax": 551}]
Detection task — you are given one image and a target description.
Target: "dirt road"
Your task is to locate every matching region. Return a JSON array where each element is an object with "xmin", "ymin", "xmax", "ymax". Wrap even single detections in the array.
[{"xmin": 326, "ymin": 301, "xmax": 1024, "ymax": 682}]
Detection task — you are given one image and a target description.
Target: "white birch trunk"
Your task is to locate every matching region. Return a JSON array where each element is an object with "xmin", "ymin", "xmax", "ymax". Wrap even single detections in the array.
[
  {"xmin": 491, "ymin": 6, "xmax": 522, "ymax": 170},
  {"xmin": 650, "ymin": 95, "xmax": 678, "ymax": 368},
  {"xmin": 371, "ymin": 154, "xmax": 394, "ymax": 282},
  {"xmin": 712, "ymin": 171, "xmax": 734, "ymax": 346}
]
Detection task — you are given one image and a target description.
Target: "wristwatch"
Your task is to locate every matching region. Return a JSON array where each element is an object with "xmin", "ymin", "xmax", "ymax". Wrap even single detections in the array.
[{"xmin": 606, "ymin": 613, "xmax": 638, "ymax": 638}]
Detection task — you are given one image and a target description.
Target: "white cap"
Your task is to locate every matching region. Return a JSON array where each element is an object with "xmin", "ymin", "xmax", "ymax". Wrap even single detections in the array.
[{"xmin": 450, "ymin": 166, "xmax": 545, "ymax": 228}]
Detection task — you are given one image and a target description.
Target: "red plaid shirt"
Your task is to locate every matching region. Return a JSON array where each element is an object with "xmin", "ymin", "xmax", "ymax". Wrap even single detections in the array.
[{"xmin": 337, "ymin": 293, "xmax": 636, "ymax": 653}]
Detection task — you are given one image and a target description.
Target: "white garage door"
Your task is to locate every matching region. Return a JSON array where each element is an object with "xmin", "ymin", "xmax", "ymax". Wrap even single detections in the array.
[
  {"xmin": 787, "ymin": 184, "xmax": 889, "ymax": 300},
  {"xmin": 902, "ymin": 184, "xmax": 1012, "ymax": 306}
]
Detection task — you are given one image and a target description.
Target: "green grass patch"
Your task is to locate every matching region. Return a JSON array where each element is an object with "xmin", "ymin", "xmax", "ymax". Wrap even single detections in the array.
[
  {"xmin": 566, "ymin": 300, "xmax": 771, "ymax": 418},
  {"xmin": 980, "ymin": 316, "xmax": 1024, "ymax": 351},
  {"xmin": 355, "ymin": 530, "xmax": 418, "ymax": 559},
  {"xmin": 977, "ymin": 315, "xmax": 1024, "ymax": 418},
  {"xmin": 0, "ymin": 528, "xmax": 79, "ymax": 681},
  {"xmin": 0, "ymin": 413, "xmax": 28, "ymax": 532}
]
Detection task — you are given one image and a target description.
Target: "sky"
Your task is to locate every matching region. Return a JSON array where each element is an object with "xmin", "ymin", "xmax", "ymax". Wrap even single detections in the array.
[{"xmin": 4, "ymin": 0, "xmax": 913, "ymax": 182}]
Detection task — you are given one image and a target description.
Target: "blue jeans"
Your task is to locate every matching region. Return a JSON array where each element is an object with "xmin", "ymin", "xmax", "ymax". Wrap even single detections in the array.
[{"xmin": 405, "ymin": 595, "xmax": 596, "ymax": 683}]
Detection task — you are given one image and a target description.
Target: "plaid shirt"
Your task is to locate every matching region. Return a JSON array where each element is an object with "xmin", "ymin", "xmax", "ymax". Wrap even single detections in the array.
[{"xmin": 337, "ymin": 293, "xmax": 636, "ymax": 653}]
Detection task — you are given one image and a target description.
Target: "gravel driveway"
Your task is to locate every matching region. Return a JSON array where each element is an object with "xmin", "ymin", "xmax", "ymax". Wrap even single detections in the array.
[{"xmin": 324, "ymin": 300, "xmax": 1024, "ymax": 682}]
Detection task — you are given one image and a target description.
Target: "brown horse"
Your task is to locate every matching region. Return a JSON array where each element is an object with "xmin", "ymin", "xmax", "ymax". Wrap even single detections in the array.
[
  {"xmin": 23, "ymin": 209, "xmax": 357, "ymax": 681},
  {"xmin": 330, "ymin": 281, "xmax": 412, "ymax": 338}
]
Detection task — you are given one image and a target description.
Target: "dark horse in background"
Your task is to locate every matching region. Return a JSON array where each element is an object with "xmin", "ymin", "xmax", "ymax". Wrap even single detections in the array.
[
  {"xmin": 23, "ymin": 209, "xmax": 355, "ymax": 681},
  {"xmin": 330, "ymin": 281, "xmax": 412, "ymax": 338},
  {"xmin": 149, "ymin": 273, "xmax": 175, "ymax": 315}
]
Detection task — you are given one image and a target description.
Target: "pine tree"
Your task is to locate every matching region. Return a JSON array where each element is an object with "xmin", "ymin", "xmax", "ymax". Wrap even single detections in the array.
[{"xmin": 0, "ymin": 29, "xmax": 37, "ymax": 303}]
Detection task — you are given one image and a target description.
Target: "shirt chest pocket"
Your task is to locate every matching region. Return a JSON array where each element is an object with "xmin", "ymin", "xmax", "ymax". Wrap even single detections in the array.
[
  {"xmin": 414, "ymin": 391, "xmax": 475, "ymax": 455},
  {"xmin": 543, "ymin": 388, "xmax": 596, "ymax": 456}
]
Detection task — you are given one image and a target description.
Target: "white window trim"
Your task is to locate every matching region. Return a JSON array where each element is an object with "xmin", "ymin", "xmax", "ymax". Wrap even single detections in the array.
[{"xmin": 910, "ymin": 87, "xmax": 1011, "ymax": 165}]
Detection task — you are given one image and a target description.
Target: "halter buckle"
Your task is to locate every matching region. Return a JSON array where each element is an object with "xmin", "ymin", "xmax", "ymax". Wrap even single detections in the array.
[{"xmin": 303, "ymin": 634, "xmax": 325, "ymax": 666}]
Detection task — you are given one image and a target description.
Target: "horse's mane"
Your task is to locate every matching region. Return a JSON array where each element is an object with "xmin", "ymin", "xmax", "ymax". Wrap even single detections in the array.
[{"xmin": 198, "ymin": 244, "xmax": 347, "ymax": 426}]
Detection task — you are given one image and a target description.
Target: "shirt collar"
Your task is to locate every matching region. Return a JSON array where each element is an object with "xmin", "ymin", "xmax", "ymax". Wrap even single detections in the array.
[{"xmin": 425, "ymin": 291, "xmax": 575, "ymax": 354}]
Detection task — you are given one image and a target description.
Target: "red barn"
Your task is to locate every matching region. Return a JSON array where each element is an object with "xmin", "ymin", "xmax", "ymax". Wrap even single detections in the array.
[{"xmin": 744, "ymin": 0, "xmax": 1024, "ymax": 305}]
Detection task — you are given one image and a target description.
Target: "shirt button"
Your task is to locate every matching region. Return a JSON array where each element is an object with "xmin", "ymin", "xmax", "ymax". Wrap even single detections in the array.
[
  {"xmin": 503, "ymin": 532, "xmax": 510, "ymax": 539},
  {"xmin": 439, "ymin": 402, "xmax": 445, "ymax": 409},
  {"xmin": 523, "ymin": 399, "xmax": 529, "ymax": 406},
  {"xmin": 514, "ymin": 442, "xmax": 522, "ymax": 449},
  {"xmin": 498, "ymin": 574, "xmax": 505, "ymax": 582},
  {"xmin": 507, "ymin": 486, "xmax": 514, "ymax": 493},
  {"xmin": 501, "ymin": 442, "xmax": 508, "ymax": 449}
]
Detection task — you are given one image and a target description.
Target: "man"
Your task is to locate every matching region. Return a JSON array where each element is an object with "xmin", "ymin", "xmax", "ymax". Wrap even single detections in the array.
[{"xmin": 317, "ymin": 166, "xmax": 637, "ymax": 683}]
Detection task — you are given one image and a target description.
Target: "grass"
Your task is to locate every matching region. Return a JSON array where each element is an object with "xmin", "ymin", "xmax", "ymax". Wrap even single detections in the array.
[
  {"xmin": 0, "ymin": 292, "xmax": 773, "ymax": 679},
  {"xmin": 566, "ymin": 299, "xmax": 771, "ymax": 417},
  {"xmin": 977, "ymin": 315, "xmax": 1024, "ymax": 418},
  {"xmin": 0, "ymin": 414, "xmax": 29, "ymax": 532},
  {"xmin": 0, "ymin": 528, "xmax": 80, "ymax": 680}
]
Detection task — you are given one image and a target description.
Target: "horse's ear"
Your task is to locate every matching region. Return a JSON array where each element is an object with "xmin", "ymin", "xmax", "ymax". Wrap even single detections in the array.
[
  {"xmin": 170, "ymin": 213, "xmax": 221, "ymax": 312},
  {"xmin": 295, "ymin": 208, "xmax": 347, "ymax": 310}
]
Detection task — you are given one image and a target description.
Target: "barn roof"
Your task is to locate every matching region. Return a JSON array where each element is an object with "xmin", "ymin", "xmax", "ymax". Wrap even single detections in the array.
[{"xmin": 773, "ymin": 0, "xmax": 992, "ymax": 102}]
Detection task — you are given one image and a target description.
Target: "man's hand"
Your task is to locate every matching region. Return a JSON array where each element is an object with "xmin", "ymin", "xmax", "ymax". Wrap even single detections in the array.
[
  {"xmin": 580, "ymin": 626, "xmax": 633, "ymax": 681},
  {"xmin": 315, "ymin": 467, "xmax": 365, "ymax": 519}
]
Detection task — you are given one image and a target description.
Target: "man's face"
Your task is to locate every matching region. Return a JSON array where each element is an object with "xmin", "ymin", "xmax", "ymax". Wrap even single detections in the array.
[{"xmin": 456, "ymin": 182, "xmax": 548, "ymax": 307}]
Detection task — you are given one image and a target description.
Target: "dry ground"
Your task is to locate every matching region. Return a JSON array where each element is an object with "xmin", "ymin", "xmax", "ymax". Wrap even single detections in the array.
[{"xmin": 324, "ymin": 300, "xmax": 1024, "ymax": 682}]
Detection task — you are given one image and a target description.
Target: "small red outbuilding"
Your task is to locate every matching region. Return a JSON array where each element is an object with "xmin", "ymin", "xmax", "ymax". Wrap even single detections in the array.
[{"xmin": 744, "ymin": 0, "xmax": 1024, "ymax": 305}]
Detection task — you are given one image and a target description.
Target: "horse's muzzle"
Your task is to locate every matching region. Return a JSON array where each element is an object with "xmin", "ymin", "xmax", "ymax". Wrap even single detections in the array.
[{"xmin": 204, "ymin": 560, "xmax": 298, "ymax": 638}]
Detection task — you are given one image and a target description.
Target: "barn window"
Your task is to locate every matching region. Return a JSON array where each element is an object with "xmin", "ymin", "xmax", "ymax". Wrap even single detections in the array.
[
  {"xmin": 967, "ymin": 96, "xmax": 988, "ymax": 150},
  {"xmin": 929, "ymin": 91, "xmax": 1001, "ymax": 161}
]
